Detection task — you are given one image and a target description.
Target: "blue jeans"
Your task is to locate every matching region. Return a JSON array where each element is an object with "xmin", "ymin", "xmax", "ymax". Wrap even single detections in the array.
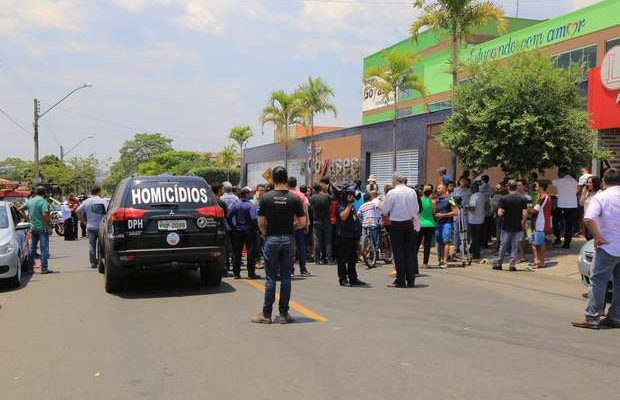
[
  {"xmin": 585, "ymin": 248, "xmax": 620, "ymax": 322},
  {"xmin": 29, "ymin": 229, "xmax": 49, "ymax": 271},
  {"xmin": 496, "ymin": 230, "xmax": 522, "ymax": 267},
  {"xmin": 313, "ymin": 223, "xmax": 333, "ymax": 262},
  {"xmin": 263, "ymin": 235, "xmax": 294, "ymax": 317},
  {"xmin": 88, "ymin": 229, "xmax": 99, "ymax": 267},
  {"xmin": 294, "ymin": 229, "xmax": 306, "ymax": 272}
]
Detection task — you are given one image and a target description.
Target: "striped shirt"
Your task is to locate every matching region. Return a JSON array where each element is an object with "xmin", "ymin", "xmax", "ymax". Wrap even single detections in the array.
[{"xmin": 358, "ymin": 198, "xmax": 382, "ymax": 227}]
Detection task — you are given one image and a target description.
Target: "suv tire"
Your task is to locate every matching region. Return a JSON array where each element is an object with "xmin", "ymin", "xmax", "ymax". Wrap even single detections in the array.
[
  {"xmin": 104, "ymin": 250, "xmax": 123, "ymax": 293},
  {"xmin": 97, "ymin": 242, "xmax": 105, "ymax": 274},
  {"xmin": 200, "ymin": 256, "xmax": 224, "ymax": 287}
]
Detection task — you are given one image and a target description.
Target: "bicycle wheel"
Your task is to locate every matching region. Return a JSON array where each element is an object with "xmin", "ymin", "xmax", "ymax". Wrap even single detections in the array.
[
  {"xmin": 361, "ymin": 235, "xmax": 377, "ymax": 268},
  {"xmin": 381, "ymin": 232, "xmax": 393, "ymax": 264}
]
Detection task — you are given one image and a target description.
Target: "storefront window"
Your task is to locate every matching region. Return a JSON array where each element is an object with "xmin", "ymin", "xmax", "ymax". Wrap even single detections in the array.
[
  {"xmin": 428, "ymin": 101, "xmax": 452, "ymax": 113},
  {"xmin": 606, "ymin": 38, "xmax": 620, "ymax": 53},
  {"xmin": 553, "ymin": 45, "xmax": 597, "ymax": 81}
]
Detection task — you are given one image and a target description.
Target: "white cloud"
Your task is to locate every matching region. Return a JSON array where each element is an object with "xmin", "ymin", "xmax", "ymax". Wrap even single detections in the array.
[
  {"xmin": 569, "ymin": 0, "xmax": 601, "ymax": 10},
  {"xmin": 0, "ymin": 0, "xmax": 87, "ymax": 33}
]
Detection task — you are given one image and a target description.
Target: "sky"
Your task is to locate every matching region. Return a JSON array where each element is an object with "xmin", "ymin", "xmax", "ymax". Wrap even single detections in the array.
[{"xmin": 0, "ymin": 0, "xmax": 601, "ymax": 165}]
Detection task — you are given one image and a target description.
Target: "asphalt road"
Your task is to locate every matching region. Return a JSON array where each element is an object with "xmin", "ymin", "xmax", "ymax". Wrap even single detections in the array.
[{"xmin": 1, "ymin": 236, "xmax": 618, "ymax": 400}]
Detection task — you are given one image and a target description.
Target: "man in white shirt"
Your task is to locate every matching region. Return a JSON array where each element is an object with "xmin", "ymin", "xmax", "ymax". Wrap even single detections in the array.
[
  {"xmin": 467, "ymin": 182, "xmax": 487, "ymax": 260},
  {"xmin": 382, "ymin": 172, "xmax": 419, "ymax": 288},
  {"xmin": 572, "ymin": 168, "xmax": 620, "ymax": 329},
  {"xmin": 552, "ymin": 167, "xmax": 578, "ymax": 249}
]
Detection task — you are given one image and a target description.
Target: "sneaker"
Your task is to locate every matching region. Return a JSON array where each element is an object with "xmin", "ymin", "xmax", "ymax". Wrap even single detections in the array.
[
  {"xmin": 279, "ymin": 313, "xmax": 296, "ymax": 324},
  {"xmin": 571, "ymin": 319, "xmax": 600, "ymax": 330},
  {"xmin": 492, "ymin": 265, "xmax": 502, "ymax": 271},
  {"xmin": 438, "ymin": 261, "xmax": 447, "ymax": 269},
  {"xmin": 247, "ymin": 274, "xmax": 261, "ymax": 280},
  {"xmin": 40, "ymin": 269, "xmax": 56, "ymax": 274},
  {"xmin": 251, "ymin": 314, "xmax": 272, "ymax": 324},
  {"xmin": 300, "ymin": 270, "xmax": 311, "ymax": 276},
  {"xmin": 339, "ymin": 280, "xmax": 349, "ymax": 286},
  {"xmin": 599, "ymin": 317, "xmax": 620, "ymax": 329}
]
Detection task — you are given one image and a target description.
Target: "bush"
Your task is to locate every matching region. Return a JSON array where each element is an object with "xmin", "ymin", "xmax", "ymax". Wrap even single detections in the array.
[{"xmin": 190, "ymin": 166, "xmax": 240, "ymax": 185}]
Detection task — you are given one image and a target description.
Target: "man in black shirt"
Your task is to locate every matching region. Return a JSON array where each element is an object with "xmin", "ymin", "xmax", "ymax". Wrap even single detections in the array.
[
  {"xmin": 336, "ymin": 183, "xmax": 366, "ymax": 287},
  {"xmin": 252, "ymin": 166, "xmax": 306, "ymax": 324},
  {"xmin": 493, "ymin": 181, "xmax": 528, "ymax": 271},
  {"xmin": 309, "ymin": 183, "xmax": 333, "ymax": 264}
]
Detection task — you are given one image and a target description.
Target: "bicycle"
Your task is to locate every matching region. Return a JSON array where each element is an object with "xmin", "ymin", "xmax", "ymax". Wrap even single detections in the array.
[{"xmin": 360, "ymin": 225, "xmax": 393, "ymax": 268}]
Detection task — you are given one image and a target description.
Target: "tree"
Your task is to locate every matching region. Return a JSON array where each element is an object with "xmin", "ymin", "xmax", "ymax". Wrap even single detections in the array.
[
  {"xmin": 217, "ymin": 144, "xmax": 239, "ymax": 181},
  {"xmin": 107, "ymin": 133, "xmax": 173, "ymax": 186},
  {"xmin": 67, "ymin": 155, "xmax": 100, "ymax": 194},
  {"xmin": 260, "ymin": 90, "xmax": 304, "ymax": 168},
  {"xmin": 0, "ymin": 158, "xmax": 33, "ymax": 182},
  {"xmin": 439, "ymin": 50, "xmax": 596, "ymax": 177},
  {"xmin": 364, "ymin": 50, "xmax": 427, "ymax": 172},
  {"xmin": 411, "ymin": 0, "xmax": 506, "ymax": 178},
  {"xmin": 138, "ymin": 150, "xmax": 209, "ymax": 176},
  {"xmin": 295, "ymin": 77, "xmax": 337, "ymax": 185},
  {"xmin": 229, "ymin": 125, "xmax": 253, "ymax": 185}
]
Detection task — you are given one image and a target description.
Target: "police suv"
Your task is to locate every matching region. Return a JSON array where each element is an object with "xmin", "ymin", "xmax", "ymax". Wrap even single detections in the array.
[{"xmin": 96, "ymin": 175, "xmax": 225, "ymax": 293}]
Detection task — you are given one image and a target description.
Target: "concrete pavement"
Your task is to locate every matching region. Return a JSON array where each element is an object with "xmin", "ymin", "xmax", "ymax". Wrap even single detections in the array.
[{"xmin": 1, "ymin": 236, "xmax": 618, "ymax": 400}]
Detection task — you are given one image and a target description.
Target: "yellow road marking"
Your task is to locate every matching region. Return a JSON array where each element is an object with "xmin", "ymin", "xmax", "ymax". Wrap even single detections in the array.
[{"xmin": 242, "ymin": 279, "xmax": 328, "ymax": 322}]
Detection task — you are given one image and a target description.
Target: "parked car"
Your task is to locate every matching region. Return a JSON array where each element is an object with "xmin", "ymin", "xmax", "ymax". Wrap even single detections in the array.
[
  {"xmin": 0, "ymin": 201, "xmax": 30, "ymax": 287},
  {"xmin": 97, "ymin": 175, "xmax": 226, "ymax": 293},
  {"xmin": 577, "ymin": 239, "xmax": 613, "ymax": 301}
]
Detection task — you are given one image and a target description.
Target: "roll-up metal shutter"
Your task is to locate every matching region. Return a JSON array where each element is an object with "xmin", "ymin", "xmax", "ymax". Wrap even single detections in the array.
[{"xmin": 369, "ymin": 149, "xmax": 420, "ymax": 193}]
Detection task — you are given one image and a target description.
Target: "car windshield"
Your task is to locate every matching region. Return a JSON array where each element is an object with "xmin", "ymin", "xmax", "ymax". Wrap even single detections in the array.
[{"xmin": 0, "ymin": 206, "xmax": 9, "ymax": 229}]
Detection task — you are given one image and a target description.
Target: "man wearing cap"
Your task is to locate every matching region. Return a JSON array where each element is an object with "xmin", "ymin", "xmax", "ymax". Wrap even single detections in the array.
[
  {"xmin": 228, "ymin": 187, "xmax": 260, "ymax": 279},
  {"xmin": 366, "ymin": 175, "xmax": 379, "ymax": 193}
]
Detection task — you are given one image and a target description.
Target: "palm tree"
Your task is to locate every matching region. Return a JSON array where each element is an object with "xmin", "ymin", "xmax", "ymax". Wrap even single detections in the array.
[
  {"xmin": 295, "ymin": 77, "xmax": 337, "ymax": 184},
  {"xmin": 260, "ymin": 90, "xmax": 304, "ymax": 169},
  {"xmin": 364, "ymin": 50, "xmax": 427, "ymax": 172},
  {"xmin": 410, "ymin": 0, "xmax": 506, "ymax": 178},
  {"xmin": 218, "ymin": 143, "xmax": 238, "ymax": 181},
  {"xmin": 229, "ymin": 125, "xmax": 253, "ymax": 185}
]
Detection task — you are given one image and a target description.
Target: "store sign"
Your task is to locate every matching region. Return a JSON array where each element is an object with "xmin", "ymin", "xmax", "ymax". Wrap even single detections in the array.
[
  {"xmin": 601, "ymin": 46, "xmax": 620, "ymax": 91},
  {"xmin": 588, "ymin": 67, "xmax": 620, "ymax": 130},
  {"xmin": 362, "ymin": 77, "xmax": 393, "ymax": 112}
]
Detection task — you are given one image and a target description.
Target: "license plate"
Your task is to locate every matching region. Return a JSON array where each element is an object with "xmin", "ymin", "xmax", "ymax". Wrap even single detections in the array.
[{"xmin": 158, "ymin": 220, "xmax": 187, "ymax": 231}]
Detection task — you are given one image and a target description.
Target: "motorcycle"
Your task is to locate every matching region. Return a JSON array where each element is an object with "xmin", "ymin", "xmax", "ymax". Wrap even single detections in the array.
[{"xmin": 50, "ymin": 211, "xmax": 65, "ymax": 237}]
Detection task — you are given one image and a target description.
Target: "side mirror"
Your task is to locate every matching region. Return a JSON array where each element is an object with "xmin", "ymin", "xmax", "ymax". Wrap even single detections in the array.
[
  {"xmin": 91, "ymin": 203, "xmax": 106, "ymax": 215},
  {"xmin": 16, "ymin": 222, "xmax": 30, "ymax": 231}
]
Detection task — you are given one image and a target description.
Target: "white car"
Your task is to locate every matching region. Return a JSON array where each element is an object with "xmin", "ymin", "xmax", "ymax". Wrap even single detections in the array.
[
  {"xmin": 577, "ymin": 239, "xmax": 613, "ymax": 300},
  {"xmin": 0, "ymin": 201, "xmax": 30, "ymax": 287}
]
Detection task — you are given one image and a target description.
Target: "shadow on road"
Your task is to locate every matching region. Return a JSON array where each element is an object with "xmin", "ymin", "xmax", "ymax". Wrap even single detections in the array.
[
  {"xmin": 0, "ymin": 270, "xmax": 36, "ymax": 293},
  {"xmin": 113, "ymin": 270, "xmax": 236, "ymax": 299}
]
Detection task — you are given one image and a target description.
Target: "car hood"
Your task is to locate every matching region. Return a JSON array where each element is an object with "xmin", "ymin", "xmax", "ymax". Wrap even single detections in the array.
[{"xmin": 0, "ymin": 228, "xmax": 13, "ymax": 245}]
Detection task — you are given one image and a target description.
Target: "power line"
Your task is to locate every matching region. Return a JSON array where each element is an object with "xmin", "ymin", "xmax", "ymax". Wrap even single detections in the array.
[{"xmin": 0, "ymin": 106, "xmax": 32, "ymax": 137}]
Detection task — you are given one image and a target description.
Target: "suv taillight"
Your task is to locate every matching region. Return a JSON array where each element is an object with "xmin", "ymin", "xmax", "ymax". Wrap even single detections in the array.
[
  {"xmin": 196, "ymin": 206, "xmax": 224, "ymax": 219},
  {"xmin": 112, "ymin": 208, "xmax": 146, "ymax": 222}
]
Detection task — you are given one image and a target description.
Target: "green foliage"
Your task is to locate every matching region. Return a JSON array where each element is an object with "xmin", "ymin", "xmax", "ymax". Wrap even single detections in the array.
[
  {"xmin": 138, "ymin": 150, "xmax": 211, "ymax": 176},
  {"xmin": 191, "ymin": 166, "xmax": 240, "ymax": 185},
  {"xmin": 295, "ymin": 76, "xmax": 337, "ymax": 135},
  {"xmin": 0, "ymin": 158, "xmax": 33, "ymax": 182},
  {"xmin": 364, "ymin": 50, "xmax": 427, "ymax": 108},
  {"xmin": 229, "ymin": 126, "xmax": 253, "ymax": 152},
  {"xmin": 216, "ymin": 144, "xmax": 238, "ymax": 169},
  {"xmin": 439, "ymin": 50, "xmax": 595, "ymax": 177},
  {"xmin": 107, "ymin": 133, "xmax": 173, "ymax": 185},
  {"xmin": 260, "ymin": 90, "xmax": 304, "ymax": 158}
]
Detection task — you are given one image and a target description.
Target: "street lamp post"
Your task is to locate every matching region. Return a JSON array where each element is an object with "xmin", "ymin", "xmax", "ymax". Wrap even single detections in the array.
[
  {"xmin": 60, "ymin": 135, "xmax": 95, "ymax": 162},
  {"xmin": 33, "ymin": 83, "xmax": 93, "ymax": 184}
]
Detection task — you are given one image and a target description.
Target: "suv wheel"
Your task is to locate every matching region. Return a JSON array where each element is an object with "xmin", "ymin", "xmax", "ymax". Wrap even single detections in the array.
[
  {"xmin": 200, "ymin": 256, "xmax": 224, "ymax": 287},
  {"xmin": 97, "ymin": 242, "xmax": 105, "ymax": 274},
  {"xmin": 104, "ymin": 250, "xmax": 123, "ymax": 293}
]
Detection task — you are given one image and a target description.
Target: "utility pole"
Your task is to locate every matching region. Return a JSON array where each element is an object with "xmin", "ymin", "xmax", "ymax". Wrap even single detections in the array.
[
  {"xmin": 60, "ymin": 145, "xmax": 64, "ymax": 162},
  {"xmin": 516, "ymin": 0, "xmax": 520, "ymax": 18},
  {"xmin": 31, "ymin": 83, "xmax": 93, "ymax": 186},
  {"xmin": 33, "ymin": 99, "xmax": 41, "ymax": 184}
]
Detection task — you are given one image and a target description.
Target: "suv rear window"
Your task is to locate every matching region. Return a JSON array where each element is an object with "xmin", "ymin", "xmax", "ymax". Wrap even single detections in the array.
[{"xmin": 128, "ymin": 180, "xmax": 215, "ymax": 209}]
